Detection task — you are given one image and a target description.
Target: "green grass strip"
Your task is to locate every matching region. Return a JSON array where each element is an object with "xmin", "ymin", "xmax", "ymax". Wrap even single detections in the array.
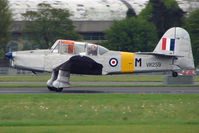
[
  {"xmin": 0, "ymin": 94, "xmax": 198, "ymax": 127},
  {"xmin": 0, "ymin": 75, "xmax": 198, "ymax": 82},
  {"xmin": 0, "ymin": 125, "xmax": 199, "ymax": 133},
  {"xmin": 0, "ymin": 84, "xmax": 199, "ymax": 88}
]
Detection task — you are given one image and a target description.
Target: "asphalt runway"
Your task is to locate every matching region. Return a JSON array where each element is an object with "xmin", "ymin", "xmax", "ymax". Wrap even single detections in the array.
[{"xmin": 0, "ymin": 87, "xmax": 199, "ymax": 94}]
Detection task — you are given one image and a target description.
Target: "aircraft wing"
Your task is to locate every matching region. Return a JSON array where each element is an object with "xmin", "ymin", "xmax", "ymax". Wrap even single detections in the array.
[{"xmin": 58, "ymin": 55, "xmax": 103, "ymax": 75}]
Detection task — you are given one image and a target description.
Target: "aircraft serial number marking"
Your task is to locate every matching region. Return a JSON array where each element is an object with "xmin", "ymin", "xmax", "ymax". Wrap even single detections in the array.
[{"xmin": 146, "ymin": 62, "xmax": 161, "ymax": 67}]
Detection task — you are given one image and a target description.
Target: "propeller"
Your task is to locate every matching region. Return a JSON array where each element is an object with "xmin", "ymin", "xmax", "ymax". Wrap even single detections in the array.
[{"xmin": 5, "ymin": 52, "xmax": 12, "ymax": 59}]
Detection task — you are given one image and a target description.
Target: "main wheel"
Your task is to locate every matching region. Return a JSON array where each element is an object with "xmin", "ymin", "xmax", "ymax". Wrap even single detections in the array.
[
  {"xmin": 172, "ymin": 72, "xmax": 178, "ymax": 77},
  {"xmin": 56, "ymin": 88, "xmax": 63, "ymax": 92},
  {"xmin": 47, "ymin": 86, "xmax": 56, "ymax": 91}
]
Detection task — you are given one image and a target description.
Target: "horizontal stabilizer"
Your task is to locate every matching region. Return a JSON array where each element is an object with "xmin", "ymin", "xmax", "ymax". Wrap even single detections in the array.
[
  {"xmin": 152, "ymin": 27, "xmax": 195, "ymax": 70},
  {"xmin": 136, "ymin": 52, "xmax": 183, "ymax": 58}
]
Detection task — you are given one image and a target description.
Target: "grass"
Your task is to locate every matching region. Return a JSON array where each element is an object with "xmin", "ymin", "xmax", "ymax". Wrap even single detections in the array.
[
  {"xmin": 0, "ymin": 74, "xmax": 163, "ymax": 82},
  {"xmin": 0, "ymin": 125, "xmax": 198, "ymax": 133},
  {"xmin": 0, "ymin": 84, "xmax": 199, "ymax": 88},
  {"xmin": 0, "ymin": 75, "xmax": 50, "ymax": 82},
  {"xmin": 0, "ymin": 94, "xmax": 198, "ymax": 133},
  {"xmin": 0, "ymin": 74, "xmax": 198, "ymax": 82},
  {"xmin": 0, "ymin": 75, "xmax": 198, "ymax": 132}
]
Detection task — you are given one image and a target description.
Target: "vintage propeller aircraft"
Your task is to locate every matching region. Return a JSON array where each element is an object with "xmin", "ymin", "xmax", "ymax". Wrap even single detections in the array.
[{"xmin": 5, "ymin": 27, "xmax": 195, "ymax": 92}]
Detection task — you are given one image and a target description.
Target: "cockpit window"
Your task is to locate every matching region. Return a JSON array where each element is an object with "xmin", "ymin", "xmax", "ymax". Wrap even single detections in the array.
[
  {"xmin": 53, "ymin": 43, "xmax": 60, "ymax": 53},
  {"xmin": 74, "ymin": 42, "xmax": 86, "ymax": 55},
  {"xmin": 51, "ymin": 40, "xmax": 74, "ymax": 54},
  {"xmin": 87, "ymin": 44, "xmax": 98, "ymax": 56},
  {"xmin": 60, "ymin": 40, "xmax": 74, "ymax": 54},
  {"xmin": 60, "ymin": 44, "xmax": 74, "ymax": 54},
  {"xmin": 99, "ymin": 46, "xmax": 109, "ymax": 55},
  {"xmin": 51, "ymin": 40, "xmax": 60, "ymax": 53},
  {"xmin": 51, "ymin": 40, "xmax": 109, "ymax": 55}
]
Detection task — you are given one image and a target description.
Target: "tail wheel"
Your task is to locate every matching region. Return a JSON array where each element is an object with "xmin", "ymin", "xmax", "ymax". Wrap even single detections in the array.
[{"xmin": 172, "ymin": 72, "xmax": 178, "ymax": 77}]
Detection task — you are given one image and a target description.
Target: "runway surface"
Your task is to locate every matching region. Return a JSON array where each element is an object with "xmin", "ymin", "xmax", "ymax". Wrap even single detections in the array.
[
  {"xmin": 1, "ymin": 81, "xmax": 199, "ymax": 85},
  {"xmin": 0, "ymin": 87, "xmax": 199, "ymax": 94}
]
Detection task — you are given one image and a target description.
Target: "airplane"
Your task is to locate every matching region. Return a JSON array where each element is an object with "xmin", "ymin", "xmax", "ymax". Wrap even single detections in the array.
[{"xmin": 5, "ymin": 27, "xmax": 195, "ymax": 92}]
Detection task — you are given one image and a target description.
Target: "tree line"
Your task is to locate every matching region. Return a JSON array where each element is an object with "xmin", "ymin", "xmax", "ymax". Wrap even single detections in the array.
[
  {"xmin": 0, "ymin": 0, "xmax": 11, "ymax": 58},
  {"xmin": 0, "ymin": 0, "xmax": 199, "ymax": 66},
  {"xmin": 102, "ymin": 0, "xmax": 199, "ymax": 66}
]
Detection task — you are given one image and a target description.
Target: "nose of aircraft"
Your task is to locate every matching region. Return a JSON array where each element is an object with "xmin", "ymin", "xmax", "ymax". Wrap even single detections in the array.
[{"xmin": 5, "ymin": 52, "xmax": 12, "ymax": 59}]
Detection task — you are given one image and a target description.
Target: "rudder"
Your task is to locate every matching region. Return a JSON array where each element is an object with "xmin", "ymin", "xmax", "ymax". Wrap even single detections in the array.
[{"xmin": 153, "ymin": 27, "xmax": 195, "ymax": 70}]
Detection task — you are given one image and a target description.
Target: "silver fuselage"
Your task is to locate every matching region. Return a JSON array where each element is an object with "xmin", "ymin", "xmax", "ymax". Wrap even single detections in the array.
[{"xmin": 11, "ymin": 49, "xmax": 173, "ymax": 75}]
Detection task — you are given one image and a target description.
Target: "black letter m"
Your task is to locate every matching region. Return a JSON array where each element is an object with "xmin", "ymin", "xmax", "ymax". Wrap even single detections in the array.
[{"xmin": 135, "ymin": 58, "xmax": 142, "ymax": 67}]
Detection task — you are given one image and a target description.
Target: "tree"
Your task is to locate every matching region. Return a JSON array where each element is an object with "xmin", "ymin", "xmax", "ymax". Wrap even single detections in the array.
[
  {"xmin": 139, "ymin": 0, "xmax": 185, "ymax": 38},
  {"xmin": 126, "ymin": 8, "xmax": 136, "ymax": 18},
  {"xmin": 0, "ymin": 0, "xmax": 12, "ymax": 58},
  {"xmin": 23, "ymin": 3, "xmax": 81, "ymax": 49},
  {"xmin": 184, "ymin": 9, "xmax": 199, "ymax": 66},
  {"xmin": 103, "ymin": 17, "xmax": 158, "ymax": 52}
]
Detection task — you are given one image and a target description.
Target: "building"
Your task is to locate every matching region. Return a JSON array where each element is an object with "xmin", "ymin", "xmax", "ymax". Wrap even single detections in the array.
[
  {"xmin": 2, "ymin": 0, "xmax": 199, "ymax": 74},
  {"xmin": 6, "ymin": 0, "xmax": 199, "ymax": 51}
]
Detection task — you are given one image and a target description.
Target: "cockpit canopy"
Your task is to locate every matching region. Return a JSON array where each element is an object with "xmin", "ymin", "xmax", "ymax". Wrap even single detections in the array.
[{"xmin": 51, "ymin": 40, "xmax": 109, "ymax": 56}]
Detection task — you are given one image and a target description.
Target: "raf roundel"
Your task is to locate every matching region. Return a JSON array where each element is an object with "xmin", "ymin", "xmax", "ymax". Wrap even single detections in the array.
[{"xmin": 109, "ymin": 58, "xmax": 118, "ymax": 67}]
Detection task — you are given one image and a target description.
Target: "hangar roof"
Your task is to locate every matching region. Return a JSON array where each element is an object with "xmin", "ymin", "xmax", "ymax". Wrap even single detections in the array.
[
  {"xmin": 8, "ymin": 0, "xmax": 199, "ymax": 21},
  {"xmin": 8, "ymin": 0, "xmax": 149, "ymax": 21}
]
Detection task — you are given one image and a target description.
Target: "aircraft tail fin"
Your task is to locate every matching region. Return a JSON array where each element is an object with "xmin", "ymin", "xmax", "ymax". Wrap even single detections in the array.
[{"xmin": 153, "ymin": 27, "xmax": 195, "ymax": 70}]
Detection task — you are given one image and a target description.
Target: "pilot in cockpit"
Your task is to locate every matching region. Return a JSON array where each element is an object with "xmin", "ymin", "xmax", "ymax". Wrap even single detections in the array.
[{"xmin": 88, "ymin": 45, "xmax": 97, "ymax": 56}]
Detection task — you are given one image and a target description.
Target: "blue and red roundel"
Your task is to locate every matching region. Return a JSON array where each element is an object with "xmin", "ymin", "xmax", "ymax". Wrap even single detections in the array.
[{"xmin": 109, "ymin": 58, "xmax": 118, "ymax": 67}]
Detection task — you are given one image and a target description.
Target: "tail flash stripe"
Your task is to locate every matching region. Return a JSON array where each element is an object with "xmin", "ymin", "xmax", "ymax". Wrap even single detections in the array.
[
  {"xmin": 170, "ymin": 39, "xmax": 175, "ymax": 51},
  {"xmin": 162, "ymin": 38, "xmax": 166, "ymax": 50},
  {"xmin": 162, "ymin": 38, "xmax": 175, "ymax": 51},
  {"xmin": 166, "ymin": 39, "xmax": 171, "ymax": 51}
]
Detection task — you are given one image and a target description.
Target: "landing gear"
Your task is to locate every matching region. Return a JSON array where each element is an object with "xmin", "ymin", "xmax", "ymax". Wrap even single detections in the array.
[
  {"xmin": 47, "ymin": 70, "xmax": 70, "ymax": 92},
  {"xmin": 172, "ymin": 71, "xmax": 178, "ymax": 77},
  {"xmin": 47, "ymin": 70, "xmax": 58, "ymax": 91},
  {"xmin": 55, "ymin": 88, "xmax": 63, "ymax": 92},
  {"xmin": 47, "ymin": 86, "xmax": 63, "ymax": 92},
  {"xmin": 47, "ymin": 86, "xmax": 56, "ymax": 91},
  {"xmin": 52, "ymin": 70, "xmax": 71, "ymax": 89}
]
